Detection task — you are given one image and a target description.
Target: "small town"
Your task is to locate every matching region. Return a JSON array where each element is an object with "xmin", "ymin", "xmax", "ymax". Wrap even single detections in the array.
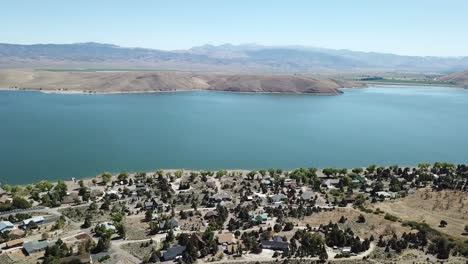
[{"xmin": 0, "ymin": 163, "xmax": 467, "ymax": 264}]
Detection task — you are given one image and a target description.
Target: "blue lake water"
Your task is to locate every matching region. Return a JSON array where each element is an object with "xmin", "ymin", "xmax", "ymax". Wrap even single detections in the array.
[{"xmin": 1, "ymin": 86, "xmax": 467, "ymax": 184}]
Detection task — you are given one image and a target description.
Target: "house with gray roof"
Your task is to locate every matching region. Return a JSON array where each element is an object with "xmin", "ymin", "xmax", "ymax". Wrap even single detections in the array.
[
  {"xmin": 0, "ymin": 220, "xmax": 16, "ymax": 233},
  {"xmin": 23, "ymin": 240, "xmax": 51, "ymax": 255},
  {"xmin": 162, "ymin": 245, "xmax": 186, "ymax": 261}
]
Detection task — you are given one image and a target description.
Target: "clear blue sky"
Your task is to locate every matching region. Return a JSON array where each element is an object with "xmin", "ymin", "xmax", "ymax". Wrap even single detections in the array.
[{"xmin": 2, "ymin": 0, "xmax": 467, "ymax": 56}]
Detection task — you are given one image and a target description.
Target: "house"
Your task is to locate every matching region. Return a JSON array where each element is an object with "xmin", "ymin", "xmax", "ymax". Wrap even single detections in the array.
[
  {"xmin": 325, "ymin": 179, "xmax": 340, "ymax": 188},
  {"xmin": 343, "ymin": 194, "xmax": 356, "ymax": 204},
  {"xmin": 135, "ymin": 182, "xmax": 147, "ymax": 192},
  {"xmin": 90, "ymin": 189, "xmax": 104, "ymax": 200},
  {"xmin": 217, "ymin": 233, "xmax": 237, "ymax": 245},
  {"xmin": 97, "ymin": 222, "xmax": 116, "ymax": 231},
  {"xmin": 211, "ymin": 192, "xmax": 232, "ymax": 202},
  {"xmin": 284, "ymin": 179, "xmax": 297, "ymax": 188},
  {"xmin": 0, "ymin": 195, "xmax": 12, "ymax": 204},
  {"xmin": 205, "ymin": 178, "xmax": 217, "ymax": 189},
  {"xmin": 23, "ymin": 240, "xmax": 51, "ymax": 255},
  {"xmin": 5, "ymin": 238, "xmax": 23, "ymax": 248},
  {"xmin": 0, "ymin": 220, "xmax": 16, "ymax": 233},
  {"xmin": 144, "ymin": 201, "xmax": 156, "ymax": 210},
  {"xmin": 62, "ymin": 193, "xmax": 82, "ymax": 204},
  {"xmin": 301, "ymin": 191, "xmax": 315, "ymax": 201},
  {"xmin": 21, "ymin": 216, "xmax": 44, "ymax": 227},
  {"xmin": 341, "ymin": 247, "xmax": 351, "ymax": 254},
  {"xmin": 162, "ymin": 245, "xmax": 186, "ymax": 261},
  {"xmin": 261, "ymin": 179, "xmax": 272, "ymax": 185},
  {"xmin": 106, "ymin": 190, "xmax": 120, "ymax": 199},
  {"xmin": 204, "ymin": 210, "xmax": 219, "ymax": 220},
  {"xmin": 376, "ymin": 191, "xmax": 395, "ymax": 199},
  {"xmin": 225, "ymin": 243, "xmax": 240, "ymax": 255},
  {"xmin": 251, "ymin": 213, "xmax": 268, "ymax": 224},
  {"xmin": 159, "ymin": 218, "xmax": 180, "ymax": 231},
  {"xmin": 270, "ymin": 193, "xmax": 287, "ymax": 203},
  {"xmin": 189, "ymin": 233, "xmax": 206, "ymax": 247},
  {"xmin": 261, "ymin": 240, "xmax": 289, "ymax": 250},
  {"xmin": 272, "ymin": 235, "xmax": 284, "ymax": 242}
]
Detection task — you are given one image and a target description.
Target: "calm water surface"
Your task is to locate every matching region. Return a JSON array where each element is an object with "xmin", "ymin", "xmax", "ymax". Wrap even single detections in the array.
[{"xmin": 1, "ymin": 86, "xmax": 467, "ymax": 184}]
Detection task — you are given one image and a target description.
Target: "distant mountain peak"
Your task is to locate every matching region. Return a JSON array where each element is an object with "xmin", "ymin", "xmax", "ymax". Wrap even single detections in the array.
[
  {"xmin": 73, "ymin": 42, "xmax": 119, "ymax": 48},
  {"xmin": 0, "ymin": 42, "xmax": 467, "ymax": 73}
]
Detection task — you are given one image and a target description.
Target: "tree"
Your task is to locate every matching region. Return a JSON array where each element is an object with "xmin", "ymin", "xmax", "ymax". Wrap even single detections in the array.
[
  {"xmin": 284, "ymin": 222, "xmax": 294, "ymax": 231},
  {"xmin": 357, "ymin": 214, "xmax": 366, "ymax": 223},
  {"xmin": 117, "ymin": 172, "xmax": 129, "ymax": 182},
  {"xmin": 43, "ymin": 239, "xmax": 72, "ymax": 264},
  {"xmin": 166, "ymin": 228, "xmax": 175, "ymax": 242},
  {"xmin": 12, "ymin": 196, "xmax": 31, "ymax": 209},
  {"xmin": 54, "ymin": 181, "xmax": 68, "ymax": 201},
  {"xmin": 82, "ymin": 214, "xmax": 92, "ymax": 228},
  {"xmin": 319, "ymin": 249, "xmax": 328, "ymax": 261},
  {"xmin": 366, "ymin": 165, "xmax": 377, "ymax": 174},
  {"xmin": 94, "ymin": 230, "xmax": 112, "ymax": 253},
  {"xmin": 35, "ymin": 180, "xmax": 53, "ymax": 192},
  {"xmin": 352, "ymin": 168, "xmax": 364, "ymax": 174},
  {"xmin": 353, "ymin": 194, "xmax": 366, "ymax": 208},
  {"xmin": 439, "ymin": 220, "xmax": 447, "ymax": 228},
  {"xmin": 149, "ymin": 221, "xmax": 160, "ymax": 235},
  {"xmin": 338, "ymin": 216, "xmax": 347, "ymax": 223},
  {"xmin": 2, "ymin": 184, "xmax": 12, "ymax": 192},
  {"xmin": 101, "ymin": 172, "xmax": 112, "ymax": 184},
  {"xmin": 274, "ymin": 223, "xmax": 282, "ymax": 233},
  {"xmin": 115, "ymin": 222, "xmax": 126, "ymax": 238},
  {"xmin": 430, "ymin": 236, "xmax": 451, "ymax": 259}
]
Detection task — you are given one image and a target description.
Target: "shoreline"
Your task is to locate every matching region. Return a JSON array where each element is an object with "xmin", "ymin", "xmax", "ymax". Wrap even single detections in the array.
[
  {"xmin": 0, "ymin": 87, "xmax": 345, "ymax": 96},
  {"xmin": 1, "ymin": 84, "xmax": 464, "ymax": 96},
  {"xmin": 0, "ymin": 164, "xmax": 422, "ymax": 187},
  {"xmin": 359, "ymin": 81, "xmax": 466, "ymax": 88}
]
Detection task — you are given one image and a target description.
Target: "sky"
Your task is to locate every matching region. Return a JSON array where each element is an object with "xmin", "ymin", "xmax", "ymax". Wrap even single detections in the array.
[{"xmin": 2, "ymin": 0, "xmax": 467, "ymax": 56}]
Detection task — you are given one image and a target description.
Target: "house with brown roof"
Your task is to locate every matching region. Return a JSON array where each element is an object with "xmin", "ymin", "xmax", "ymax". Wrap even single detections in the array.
[
  {"xmin": 189, "ymin": 233, "xmax": 206, "ymax": 248},
  {"xmin": 217, "ymin": 233, "xmax": 237, "ymax": 245},
  {"xmin": 204, "ymin": 210, "xmax": 219, "ymax": 220}
]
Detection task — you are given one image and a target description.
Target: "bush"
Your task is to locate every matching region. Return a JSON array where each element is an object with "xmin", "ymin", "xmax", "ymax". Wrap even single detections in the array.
[
  {"xmin": 384, "ymin": 213, "xmax": 399, "ymax": 222},
  {"xmin": 335, "ymin": 253, "xmax": 351, "ymax": 258},
  {"xmin": 98, "ymin": 255, "xmax": 111, "ymax": 262}
]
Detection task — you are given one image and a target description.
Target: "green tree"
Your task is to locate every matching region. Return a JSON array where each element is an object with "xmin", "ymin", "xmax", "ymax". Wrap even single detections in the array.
[
  {"xmin": 12, "ymin": 196, "xmax": 32, "ymax": 209},
  {"xmin": 2, "ymin": 184, "xmax": 12, "ymax": 192},
  {"xmin": 274, "ymin": 223, "xmax": 282, "ymax": 233},
  {"xmin": 54, "ymin": 181, "xmax": 68, "ymax": 201},
  {"xmin": 101, "ymin": 172, "xmax": 112, "ymax": 184},
  {"xmin": 82, "ymin": 214, "xmax": 92, "ymax": 228},
  {"xmin": 357, "ymin": 214, "xmax": 366, "ymax": 223},
  {"xmin": 117, "ymin": 172, "xmax": 129, "ymax": 182},
  {"xmin": 115, "ymin": 222, "xmax": 126, "ymax": 238}
]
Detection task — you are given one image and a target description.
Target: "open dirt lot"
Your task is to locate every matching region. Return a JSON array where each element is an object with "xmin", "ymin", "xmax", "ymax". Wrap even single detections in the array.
[
  {"xmin": 298, "ymin": 207, "xmax": 412, "ymax": 239},
  {"xmin": 369, "ymin": 188, "xmax": 468, "ymax": 239}
]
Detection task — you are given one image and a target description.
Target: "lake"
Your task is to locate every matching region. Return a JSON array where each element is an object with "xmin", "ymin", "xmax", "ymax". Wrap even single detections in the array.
[{"xmin": 1, "ymin": 86, "xmax": 467, "ymax": 184}]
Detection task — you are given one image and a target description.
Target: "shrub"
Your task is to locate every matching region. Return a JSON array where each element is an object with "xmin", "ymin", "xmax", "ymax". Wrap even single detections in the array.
[{"xmin": 384, "ymin": 213, "xmax": 399, "ymax": 222}]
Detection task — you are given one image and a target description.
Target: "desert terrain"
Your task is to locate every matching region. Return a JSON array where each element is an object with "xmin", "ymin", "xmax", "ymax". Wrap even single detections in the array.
[{"xmin": 0, "ymin": 69, "xmax": 363, "ymax": 94}]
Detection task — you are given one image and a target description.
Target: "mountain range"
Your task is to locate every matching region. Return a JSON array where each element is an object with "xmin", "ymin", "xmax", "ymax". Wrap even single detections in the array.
[{"xmin": 1, "ymin": 42, "xmax": 468, "ymax": 73}]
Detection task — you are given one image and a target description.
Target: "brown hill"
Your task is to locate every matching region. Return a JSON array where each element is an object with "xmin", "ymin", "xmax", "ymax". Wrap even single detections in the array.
[
  {"xmin": 0, "ymin": 70, "xmax": 363, "ymax": 94},
  {"xmin": 440, "ymin": 70, "xmax": 468, "ymax": 86}
]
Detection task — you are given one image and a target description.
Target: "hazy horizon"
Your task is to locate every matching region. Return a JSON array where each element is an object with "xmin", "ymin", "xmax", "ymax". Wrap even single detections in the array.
[{"xmin": 2, "ymin": 0, "xmax": 468, "ymax": 57}]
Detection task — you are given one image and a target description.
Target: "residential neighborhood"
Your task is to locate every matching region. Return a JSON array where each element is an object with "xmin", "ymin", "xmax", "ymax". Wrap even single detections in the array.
[{"xmin": 0, "ymin": 163, "xmax": 466, "ymax": 263}]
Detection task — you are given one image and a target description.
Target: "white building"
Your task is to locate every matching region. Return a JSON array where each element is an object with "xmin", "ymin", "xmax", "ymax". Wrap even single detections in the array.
[{"xmin": 21, "ymin": 216, "xmax": 44, "ymax": 227}]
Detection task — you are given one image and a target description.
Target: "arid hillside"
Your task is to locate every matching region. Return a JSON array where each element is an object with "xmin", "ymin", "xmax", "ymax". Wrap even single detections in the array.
[
  {"xmin": 440, "ymin": 70, "xmax": 468, "ymax": 86},
  {"xmin": 0, "ymin": 70, "xmax": 363, "ymax": 94}
]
